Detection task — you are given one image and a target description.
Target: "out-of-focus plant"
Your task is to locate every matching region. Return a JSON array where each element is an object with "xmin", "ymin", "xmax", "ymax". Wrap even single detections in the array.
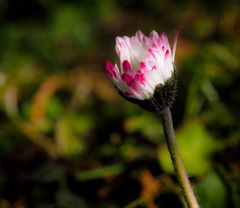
[{"xmin": 0, "ymin": 0, "xmax": 240, "ymax": 207}]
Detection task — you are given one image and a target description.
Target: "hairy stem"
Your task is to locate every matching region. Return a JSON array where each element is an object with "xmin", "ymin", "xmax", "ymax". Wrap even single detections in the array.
[{"xmin": 160, "ymin": 107, "xmax": 200, "ymax": 208}]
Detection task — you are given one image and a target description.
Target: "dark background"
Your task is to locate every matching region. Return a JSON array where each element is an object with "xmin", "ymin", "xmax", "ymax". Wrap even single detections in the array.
[{"xmin": 0, "ymin": 0, "xmax": 240, "ymax": 207}]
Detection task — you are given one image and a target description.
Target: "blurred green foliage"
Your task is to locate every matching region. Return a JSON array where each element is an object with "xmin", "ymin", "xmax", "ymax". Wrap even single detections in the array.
[
  {"xmin": 158, "ymin": 120, "xmax": 220, "ymax": 175},
  {"xmin": 0, "ymin": 0, "xmax": 240, "ymax": 207}
]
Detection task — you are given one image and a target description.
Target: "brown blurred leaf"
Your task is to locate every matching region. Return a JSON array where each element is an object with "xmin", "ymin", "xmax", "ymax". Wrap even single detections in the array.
[
  {"xmin": 140, "ymin": 169, "xmax": 160, "ymax": 208},
  {"xmin": 31, "ymin": 75, "xmax": 63, "ymax": 122},
  {"xmin": 69, "ymin": 67, "xmax": 118, "ymax": 104},
  {"xmin": 20, "ymin": 121, "xmax": 58, "ymax": 157}
]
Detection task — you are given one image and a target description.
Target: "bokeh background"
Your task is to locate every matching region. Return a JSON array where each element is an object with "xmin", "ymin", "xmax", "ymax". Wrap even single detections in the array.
[{"xmin": 0, "ymin": 0, "xmax": 240, "ymax": 207}]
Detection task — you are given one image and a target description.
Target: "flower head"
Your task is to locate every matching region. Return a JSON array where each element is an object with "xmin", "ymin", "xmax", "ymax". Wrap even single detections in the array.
[{"xmin": 106, "ymin": 30, "xmax": 178, "ymax": 101}]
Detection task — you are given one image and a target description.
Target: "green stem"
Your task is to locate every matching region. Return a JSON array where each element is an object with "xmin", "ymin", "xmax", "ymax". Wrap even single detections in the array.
[{"xmin": 160, "ymin": 107, "xmax": 200, "ymax": 208}]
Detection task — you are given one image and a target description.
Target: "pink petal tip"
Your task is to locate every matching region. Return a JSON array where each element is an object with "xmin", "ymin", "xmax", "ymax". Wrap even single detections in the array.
[
  {"xmin": 105, "ymin": 60, "xmax": 117, "ymax": 78},
  {"xmin": 122, "ymin": 60, "xmax": 132, "ymax": 72}
]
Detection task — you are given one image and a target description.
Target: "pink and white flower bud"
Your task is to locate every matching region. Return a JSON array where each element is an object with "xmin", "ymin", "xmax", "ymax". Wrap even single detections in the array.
[{"xmin": 106, "ymin": 30, "xmax": 178, "ymax": 100}]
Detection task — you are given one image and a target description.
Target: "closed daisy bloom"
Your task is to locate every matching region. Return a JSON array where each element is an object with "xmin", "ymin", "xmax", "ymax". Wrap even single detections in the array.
[
  {"xmin": 105, "ymin": 31, "xmax": 200, "ymax": 208},
  {"xmin": 105, "ymin": 30, "xmax": 178, "ymax": 100}
]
